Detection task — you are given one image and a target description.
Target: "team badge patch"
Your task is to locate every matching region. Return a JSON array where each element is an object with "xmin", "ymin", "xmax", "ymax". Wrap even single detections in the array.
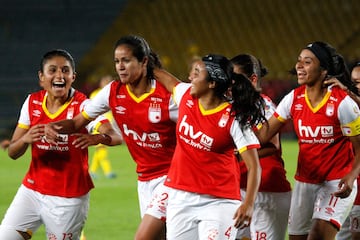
[
  {"xmin": 67, "ymin": 107, "xmax": 74, "ymax": 119},
  {"xmin": 218, "ymin": 112, "xmax": 229, "ymax": 127},
  {"xmin": 326, "ymin": 103, "xmax": 334, "ymax": 116},
  {"xmin": 148, "ymin": 103, "xmax": 161, "ymax": 123}
]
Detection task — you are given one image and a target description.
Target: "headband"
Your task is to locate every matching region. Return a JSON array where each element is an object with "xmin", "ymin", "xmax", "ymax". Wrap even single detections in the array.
[
  {"xmin": 202, "ymin": 55, "xmax": 229, "ymax": 84},
  {"xmin": 306, "ymin": 42, "xmax": 332, "ymax": 71}
]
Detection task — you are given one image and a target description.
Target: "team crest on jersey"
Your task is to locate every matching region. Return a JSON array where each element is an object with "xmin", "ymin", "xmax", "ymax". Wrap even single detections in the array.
[
  {"xmin": 148, "ymin": 103, "xmax": 161, "ymax": 123},
  {"xmin": 67, "ymin": 107, "xmax": 74, "ymax": 119},
  {"xmin": 218, "ymin": 111, "xmax": 230, "ymax": 127},
  {"xmin": 326, "ymin": 103, "xmax": 334, "ymax": 116}
]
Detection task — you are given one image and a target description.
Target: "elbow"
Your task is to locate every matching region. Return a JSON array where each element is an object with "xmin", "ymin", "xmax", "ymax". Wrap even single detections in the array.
[
  {"xmin": 8, "ymin": 145, "xmax": 26, "ymax": 160},
  {"xmin": 8, "ymin": 151, "xmax": 20, "ymax": 160}
]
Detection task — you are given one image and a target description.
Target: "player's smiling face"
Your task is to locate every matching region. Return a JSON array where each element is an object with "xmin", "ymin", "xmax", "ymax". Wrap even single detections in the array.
[
  {"xmin": 114, "ymin": 45, "xmax": 146, "ymax": 85},
  {"xmin": 295, "ymin": 49, "xmax": 325, "ymax": 86},
  {"xmin": 38, "ymin": 56, "xmax": 75, "ymax": 99}
]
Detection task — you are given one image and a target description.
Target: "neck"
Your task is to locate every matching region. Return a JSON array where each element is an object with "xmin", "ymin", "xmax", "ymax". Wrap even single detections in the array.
[
  {"xmin": 199, "ymin": 94, "xmax": 224, "ymax": 110},
  {"xmin": 128, "ymin": 78, "xmax": 151, "ymax": 97}
]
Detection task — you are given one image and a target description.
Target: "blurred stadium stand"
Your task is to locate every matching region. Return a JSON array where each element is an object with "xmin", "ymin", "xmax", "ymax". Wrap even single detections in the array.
[
  {"xmin": 0, "ymin": 0, "xmax": 127, "ymax": 139},
  {"xmin": 1, "ymin": 0, "xmax": 359, "ymax": 139}
]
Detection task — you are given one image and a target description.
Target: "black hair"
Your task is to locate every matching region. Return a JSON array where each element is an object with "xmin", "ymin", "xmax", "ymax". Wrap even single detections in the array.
[
  {"xmin": 115, "ymin": 35, "xmax": 162, "ymax": 81},
  {"xmin": 230, "ymin": 54, "xmax": 268, "ymax": 78},
  {"xmin": 305, "ymin": 41, "xmax": 356, "ymax": 95},
  {"xmin": 202, "ymin": 54, "xmax": 266, "ymax": 128},
  {"xmin": 230, "ymin": 54, "xmax": 268, "ymax": 91},
  {"xmin": 202, "ymin": 54, "xmax": 233, "ymax": 100},
  {"xmin": 40, "ymin": 49, "xmax": 75, "ymax": 73},
  {"xmin": 231, "ymin": 73, "xmax": 266, "ymax": 128}
]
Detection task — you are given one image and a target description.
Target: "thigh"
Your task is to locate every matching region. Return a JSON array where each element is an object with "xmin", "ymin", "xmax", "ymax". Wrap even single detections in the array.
[
  {"xmin": 0, "ymin": 185, "xmax": 42, "ymax": 235},
  {"xmin": 166, "ymin": 189, "xmax": 199, "ymax": 240},
  {"xmin": 198, "ymin": 198, "xmax": 239, "ymax": 240},
  {"xmin": 313, "ymin": 180, "xmax": 356, "ymax": 229},
  {"xmin": 41, "ymin": 193, "xmax": 89, "ymax": 240},
  {"xmin": 350, "ymin": 205, "xmax": 360, "ymax": 233},
  {"xmin": 138, "ymin": 175, "xmax": 167, "ymax": 218},
  {"xmin": 336, "ymin": 215, "xmax": 351, "ymax": 240},
  {"xmin": 288, "ymin": 181, "xmax": 318, "ymax": 235},
  {"xmin": 251, "ymin": 191, "xmax": 291, "ymax": 240},
  {"xmin": 146, "ymin": 184, "xmax": 169, "ymax": 221}
]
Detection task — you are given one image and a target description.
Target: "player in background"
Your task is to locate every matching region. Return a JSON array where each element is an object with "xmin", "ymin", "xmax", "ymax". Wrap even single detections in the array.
[
  {"xmin": 325, "ymin": 62, "xmax": 360, "ymax": 240},
  {"xmin": 231, "ymin": 54, "xmax": 291, "ymax": 240},
  {"xmin": 256, "ymin": 41, "xmax": 360, "ymax": 240},
  {"xmin": 89, "ymin": 74, "xmax": 118, "ymax": 179},
  {"xmin": 154, "ymin": 54, "xmax": 265, "ymax": 239},
  {"xmin": 45, "ymin": 35, "xmax": 178, "ymax": 240},
  {"xmin": 0, "ymin": 49, "xmax": 122, "ymax": 240}
]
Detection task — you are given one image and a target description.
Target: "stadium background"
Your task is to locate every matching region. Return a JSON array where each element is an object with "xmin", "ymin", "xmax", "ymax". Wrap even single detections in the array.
[{"xmin": 0, "ymin": 0, "xmax": 359, "ymax": 139}]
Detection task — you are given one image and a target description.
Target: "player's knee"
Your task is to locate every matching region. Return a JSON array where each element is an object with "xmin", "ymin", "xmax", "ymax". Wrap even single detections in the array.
[{"xmin": 0, "ymin": 226, "xmax": 31, "ymax": 240}]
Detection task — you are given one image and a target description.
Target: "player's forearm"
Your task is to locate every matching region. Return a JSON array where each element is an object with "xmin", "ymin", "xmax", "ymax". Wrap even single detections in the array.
[
  {"xmin": 8, "ymin": 138, "xmax": 29, "ymax": 160},
  {"xmin": 241, "ymin": 149, "xmax": 261, "ymax": 206}
]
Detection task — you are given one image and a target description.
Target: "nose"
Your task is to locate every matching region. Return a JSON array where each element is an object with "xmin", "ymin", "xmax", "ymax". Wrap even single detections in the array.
[
  {"xmin": 116, "ymin": 61, "xmax": 125, "ymax": 70},
  {"xmin": 55, "ymin": 69, "xmax": 65, "ymax": 79},
  {"xmin": 295, "ymin": 62, "xmax": 303, "ymax": 70}
]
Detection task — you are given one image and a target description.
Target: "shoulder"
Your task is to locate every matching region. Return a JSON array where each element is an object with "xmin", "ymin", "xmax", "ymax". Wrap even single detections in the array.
[
  {"xmin": 74, "ymin": 89, "xmax": 88, "ymax": 102},
  {"xmin": 30, "ymin": 89, "xmax": 46, "ymax": 98},
  {"xmin": 329, "ymin": 85, "xmax": 348, "ymax": 99}
]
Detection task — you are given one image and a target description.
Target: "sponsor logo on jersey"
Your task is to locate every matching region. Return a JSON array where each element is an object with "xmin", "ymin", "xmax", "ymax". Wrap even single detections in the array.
[
  {"xmin": 298, "ymin": 119, "xmax": 333, "ymax": 138},
  {"xmin": 186, "ymin": 99, "xmax": 194, "ymax": 108},
  {"xmin": 150, "ymin": 97, "xmax": 163, "ymax": 102},
  {"xmin": 32, "ymin": 109, "xmax": 41, "ymax": 117},
  {"xmin": 32, "ymin": 100, "xmax": 42, "ymax": 105},
  {"xmin": 116, "ymin": 94, "xmax": 126, "ymax": 99},
  {"xmin": 115, "ymin": 106, "xmax": 126, "ymax": 114},
  {"xmin": 122, "ymin": 124, "xmax": 162, "ymax": 148},
  {"xmin": 295, "ymin": 104, "xmax": 303, "ymax": 111},
  {"xmin": 178, "ymin": 115, "xmax": 213, "ymax": 150}
]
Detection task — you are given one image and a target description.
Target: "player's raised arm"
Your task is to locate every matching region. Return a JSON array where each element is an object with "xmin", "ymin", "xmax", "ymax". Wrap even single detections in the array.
[{"xmin": 154, "ymin": 68, "xmax": 181, "ymax": 93}]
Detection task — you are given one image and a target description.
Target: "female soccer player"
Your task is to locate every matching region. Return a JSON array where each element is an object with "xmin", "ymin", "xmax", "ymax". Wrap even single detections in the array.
[
  {"xmin": 0, "ymin": 49, "xmax": 121, "ymax": 240},
  {"xmin": 45, "ymin": 35, "xmax": 178, "ymax": 240},
  {"xmin": 154, "ymin": 54, "xmax": 265, "ymax": 239},
  {"xmin": 257, "ymin": 42, "xmax": 360, "ymax": 240},
  {"xmin": 231, "ymin": 54, "xmax": 291, "ymax": 240},
  {"xmin": 325, "ymin": 62, "xmax": 360, "ymax": 240}
]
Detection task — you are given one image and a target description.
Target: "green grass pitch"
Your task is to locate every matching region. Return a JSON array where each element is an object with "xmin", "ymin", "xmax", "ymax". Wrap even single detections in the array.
[{"xmin": 0, "ymin": 139, "xmax": 298, "ymax": 239}]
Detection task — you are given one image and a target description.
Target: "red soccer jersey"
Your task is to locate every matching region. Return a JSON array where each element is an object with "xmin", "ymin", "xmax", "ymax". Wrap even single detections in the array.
[
  {"xmin": 165, "ymin": 83, "xmax": 260, "ymax": 200},
  {"xmin": 240, "ymin": 94, "xmax": 291, "ymax": 192},
  {"xmin": 84, "ymin": 80, "xmax": 177, "ymax": 181},
  {"xmin": 275, "ymin": 85, "xmax": 360, "ymax": 183},
  {"xmin": 18, "ymin": 89, "xmax": 94, "ymax": 197}
]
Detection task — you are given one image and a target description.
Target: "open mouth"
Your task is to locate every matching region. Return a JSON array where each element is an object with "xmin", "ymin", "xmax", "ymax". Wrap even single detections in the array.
[{"xmin": 52, "ymin": 81, "xmax": 66, "ymax": 88}]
